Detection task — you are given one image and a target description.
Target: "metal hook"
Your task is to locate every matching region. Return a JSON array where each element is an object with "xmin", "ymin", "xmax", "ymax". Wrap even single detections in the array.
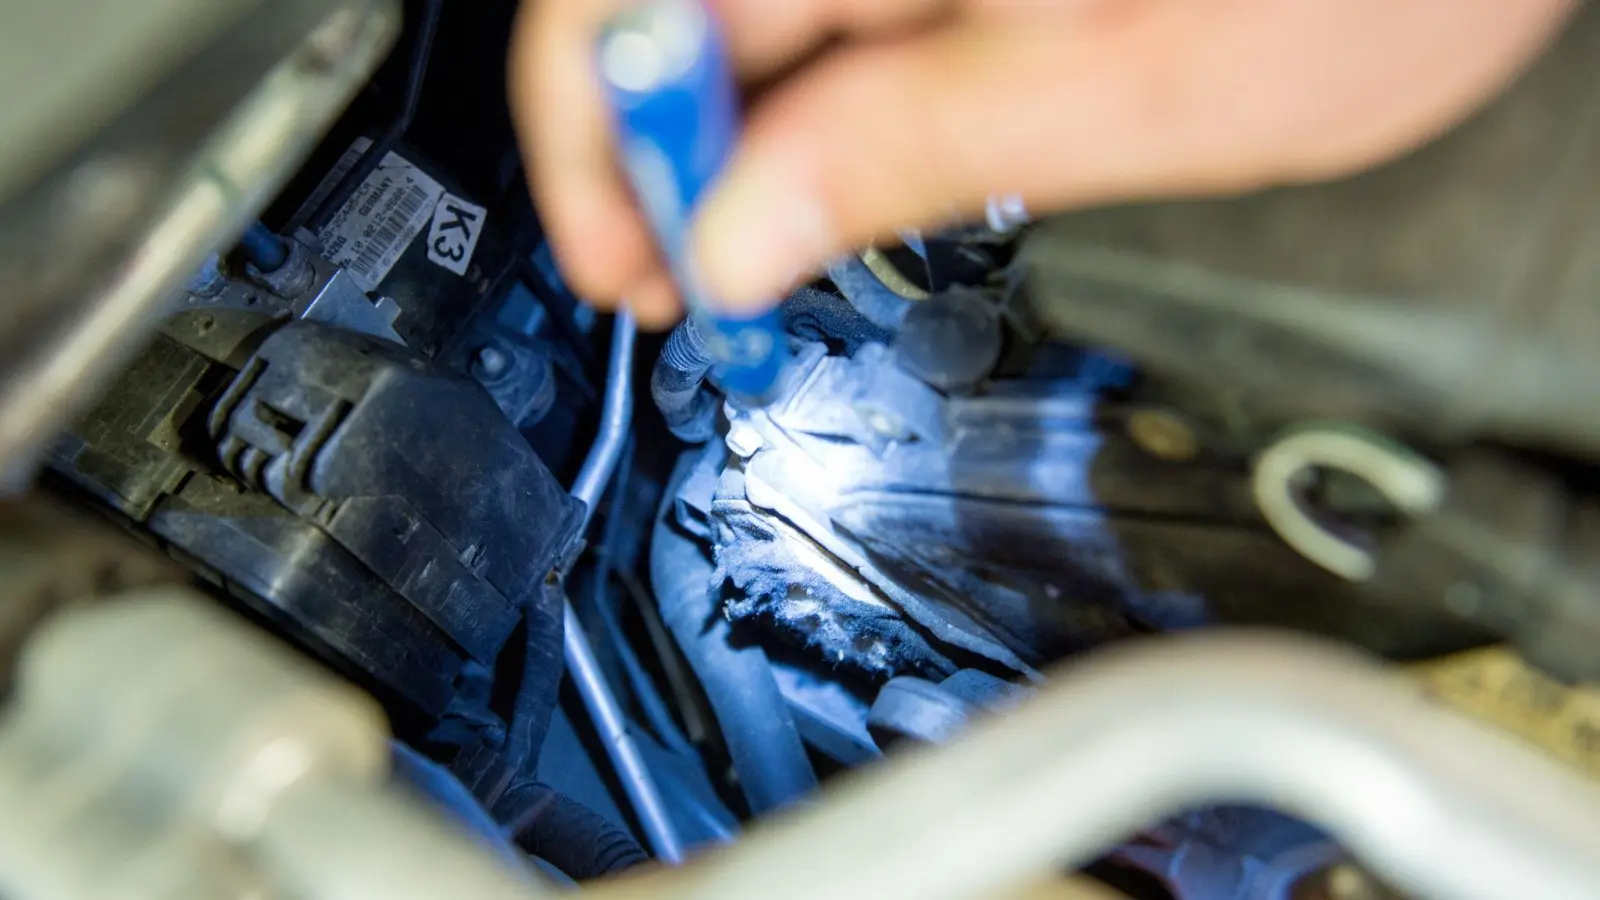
[{"xmin": 1252, "ymin": 424, "xmax": 1446, "ymax": 581}]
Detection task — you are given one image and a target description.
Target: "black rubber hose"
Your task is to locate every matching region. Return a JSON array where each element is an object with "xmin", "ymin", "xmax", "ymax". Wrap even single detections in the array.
[
  {"xmin": 650, "ymin": 461, "xmax": 817, "ymax": 814},
  {"xmin": 298, "ymin": 0, "xmax": 443, "ymax": 231},
  {"xmin": 651, "ymin": 318, "xmax": 718, "ymax": 443},
  {"xmin": 493, "ymin": 580, "xmax": 566, "ymax": 802},
  {"xmin": 504, "ymin": 781, "xmax": 649, "ymax": 880},
  {"xmin": 390, "ymin": 742, "xmax": 533, "ymax": 875}
]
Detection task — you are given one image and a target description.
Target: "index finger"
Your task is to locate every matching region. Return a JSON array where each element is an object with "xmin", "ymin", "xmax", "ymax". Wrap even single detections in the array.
[
  {"xmin": 510, "ymin": 0, "xmax": 668, "ymax": 319},
  {"xmin": 508, "ymin": 0, "xmax": 955, "ymax": 320}
]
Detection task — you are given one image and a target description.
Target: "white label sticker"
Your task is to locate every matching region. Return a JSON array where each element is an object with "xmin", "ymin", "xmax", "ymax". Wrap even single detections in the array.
[
  {"xmin": 425, "ymin": 192, "xmax": 488, "ymax": 276},
  {"xmin": 315, "ymin": 138, "xmax": 445, "ymax": 292}
]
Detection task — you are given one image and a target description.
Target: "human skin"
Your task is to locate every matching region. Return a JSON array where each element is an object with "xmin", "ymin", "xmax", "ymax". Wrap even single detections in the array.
[{"xmin": 511, "ymin": 0, "xmax": 1578, "ymax": 328}]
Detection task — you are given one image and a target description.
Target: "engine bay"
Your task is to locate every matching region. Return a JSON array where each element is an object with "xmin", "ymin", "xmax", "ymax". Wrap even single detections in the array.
[{"xmin": 4, "ymin": 1, "xmax": 1600, "ymax": 899}]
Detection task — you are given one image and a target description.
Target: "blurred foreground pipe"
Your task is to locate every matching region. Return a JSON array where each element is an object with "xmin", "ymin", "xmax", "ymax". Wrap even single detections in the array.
[{"xmin": 587, "ymin": 633, "xmax": 1600, "ymax": 900}]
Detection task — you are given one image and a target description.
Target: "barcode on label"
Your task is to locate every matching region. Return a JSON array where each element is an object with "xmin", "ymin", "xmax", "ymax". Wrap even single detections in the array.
[
  {"xmin": 314, "ymin": 140, "xmax": 445, "ymax": 292},
  {"xmin": 348, "ymin": 183, "xmax": 433, "ymax": 284}
]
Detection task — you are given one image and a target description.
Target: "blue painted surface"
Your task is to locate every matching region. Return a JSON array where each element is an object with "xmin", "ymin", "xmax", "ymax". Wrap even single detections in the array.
[{"xmin": 599, "ymin": 0, "xmax": 787, "ymax": 400}]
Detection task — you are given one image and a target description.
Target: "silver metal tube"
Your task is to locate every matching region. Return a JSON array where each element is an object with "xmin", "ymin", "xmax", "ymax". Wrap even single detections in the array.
[
  {"xmin": 569, "ymin": 312, "xmax": 637, "ymax": 535},
  {"xmin": 562, "ymin": 310, "xmax": 683, "ymax": 863},
  {"xmin": 563, "ymin": 600, "xmax": 684, "ymax": 864},
  {"xmin": 607, "ymin": 633, "xmax": 1600, "ymax": 900}
]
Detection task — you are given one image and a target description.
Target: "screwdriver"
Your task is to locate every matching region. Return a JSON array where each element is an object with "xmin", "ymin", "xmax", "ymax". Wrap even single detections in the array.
[{"xmin": 598, "ymin": 0, "xmax": 788, "ymax": 404}]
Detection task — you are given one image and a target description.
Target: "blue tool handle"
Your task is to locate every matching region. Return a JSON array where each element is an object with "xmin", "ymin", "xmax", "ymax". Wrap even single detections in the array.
[{"xmin": 598, "ymin": 0, "xmax": 786, "ymax": 401}]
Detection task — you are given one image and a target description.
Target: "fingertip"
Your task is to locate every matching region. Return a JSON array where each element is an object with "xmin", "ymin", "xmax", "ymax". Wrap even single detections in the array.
[
  {"xmin": 511, "ymin": 0, "xmax": 662, "ymax": 308},
  {"xmin": 690, "ymin": 33, "xmax": 985, "ymax": 309},
  {"xmin": 691, "ymin": 155, "xmax": 839, "ymax": 309},
  {"xmin": 543, "ymin": 195, "xmax": 662, "ymax": 306},
  {"xmin": 624, "ymin": 271, "xmax": 683, "ymax": 330}
]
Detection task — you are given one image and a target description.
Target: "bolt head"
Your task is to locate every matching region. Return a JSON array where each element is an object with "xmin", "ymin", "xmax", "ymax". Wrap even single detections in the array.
[
  {"xmin": 474, "ymin": 345, "xmax": 509, "ymax": 378},
  {"xmin": 1128, "ymin": 408, "xmax": 1200, "ymax": 462}
]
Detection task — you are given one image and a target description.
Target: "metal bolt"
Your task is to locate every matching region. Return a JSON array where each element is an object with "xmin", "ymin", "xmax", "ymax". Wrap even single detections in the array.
[
  {"xmin": 474, "ymin": 345, "xmax": 509, "ymax": 378},
  {"xmin": 726, "ymin": 421, "xmax": 764, "ymax": 458},
  {"xmin": 1127, "ymin": 408, "xmax": 1200, "ymax": 462}
]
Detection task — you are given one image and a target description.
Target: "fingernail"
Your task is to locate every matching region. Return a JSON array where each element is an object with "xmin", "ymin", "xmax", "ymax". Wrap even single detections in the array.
[{"xmin": 691, "ymin": 166, "xmax": 837, "ymax": 308}]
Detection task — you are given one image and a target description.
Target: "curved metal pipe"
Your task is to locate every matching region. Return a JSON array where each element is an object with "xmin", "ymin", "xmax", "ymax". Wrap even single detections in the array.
[
  {"xmin": 561, "ymin": 601, "xmax": 683, "ymax": 865},
  {"xmin": 598, "ymin": 633, "xmax": 1600, "ymax": 900},
  {"xmin": 562, "ymin": 310, "xmax": 683, "ymax": 864},
  {"xmin": 570, "ymin": 313, "xmax": 637, "ymax": 535}
]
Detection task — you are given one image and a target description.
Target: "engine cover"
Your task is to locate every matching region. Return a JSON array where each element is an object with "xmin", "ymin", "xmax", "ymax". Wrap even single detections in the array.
[
  {"xmin": 694, "ymin": 336, "xmax": 1479, "ymax": 681},
  {"xmin": 49, "ymin": 314, "xmax": 580, "ymax": 800}
]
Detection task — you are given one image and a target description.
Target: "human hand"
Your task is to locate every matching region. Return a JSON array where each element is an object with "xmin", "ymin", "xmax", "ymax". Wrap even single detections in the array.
[{"xmin": 511, "ymin": 0, "xmax": 1576, "ymax": 327}]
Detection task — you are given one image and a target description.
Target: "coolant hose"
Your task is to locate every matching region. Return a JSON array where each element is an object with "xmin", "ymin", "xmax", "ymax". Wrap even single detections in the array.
[
  {"xmin": 650, "ymin": 495, "xmax": 817, "ymax": 814},
  {"xmin": 826, "ymin": 253, "xmax": 916, "ymax": 330},
  {"xmin": 389, "ymin": 742, "xmax": 537, "ymax": 878},
  {"xmin": 651, "ymin": 318, "xmax": 718, "ymax": 442},
  {"xmin": 503, "ymin": 781, "xmax": 649, "ymax": 880},
  {"xmin": 498, "ymin": 584, "xmax": 565, "ymax": 795},
  {"xmin": 238, "ymin": 222, "xmax": 288, "ymax": 272}
]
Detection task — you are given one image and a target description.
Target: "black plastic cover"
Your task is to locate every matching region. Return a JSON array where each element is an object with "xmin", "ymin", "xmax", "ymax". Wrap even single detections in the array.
[{"xmin": 51, "ymin": 318, "xmax": 582, "ymax": 722}]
